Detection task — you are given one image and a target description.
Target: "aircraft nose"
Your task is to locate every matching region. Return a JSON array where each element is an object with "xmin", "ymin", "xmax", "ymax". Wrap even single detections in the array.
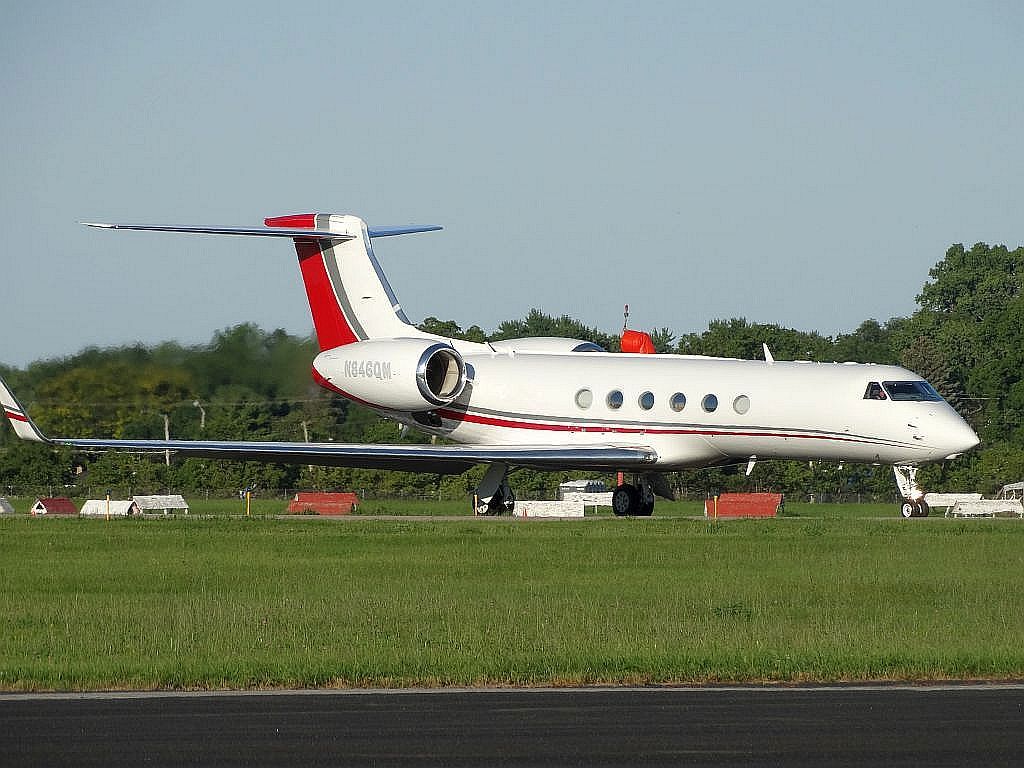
[{"xmin": 942, "ymin": 418, "xmax": 980, "ymax": 459}]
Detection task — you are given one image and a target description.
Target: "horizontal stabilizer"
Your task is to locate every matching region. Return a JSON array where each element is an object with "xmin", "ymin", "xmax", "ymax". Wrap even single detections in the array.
[
  {"xmin": 83, "ymin": 222, "xmax": 442, "ymax": 239},
  {"xmin": 82, "ymin": 223, "xmax": 354, "ymax": 240},
  {"xmin": 367, "ymin": 224, "xmax": 442, "ymax": 237},
  {"xmin": 263, "ymin": 214, "xmax": 441, "ymax": 238}
]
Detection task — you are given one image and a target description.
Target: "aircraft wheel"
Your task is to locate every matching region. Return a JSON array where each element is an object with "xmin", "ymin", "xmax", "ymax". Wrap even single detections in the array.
[
  {"xmin": 917, "ymin": 500, "xmax": 930, "ymax": 518},
  {"xmin": 900, "ymin": 501, "xmax": 916, "ymax": 518},
  {"xmin": 612, "ymin": 484, "xmax": 640, "ymax": 516},
  {"xmin": 485, "ymin": 484, "xmax": 515, "ymax": 516},
  {"xmin": 501, "ymin": 486, "xmax": 516, "ymax": 515},
  {"xmin": 637, "ymin": 499, "xmax": 655, "ymax": 517}
]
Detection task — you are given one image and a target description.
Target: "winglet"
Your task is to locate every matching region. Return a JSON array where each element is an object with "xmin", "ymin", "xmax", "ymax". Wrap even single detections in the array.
[{"xmin": 0, "ymin": 377, "xmax": 49, "ymax": 442}]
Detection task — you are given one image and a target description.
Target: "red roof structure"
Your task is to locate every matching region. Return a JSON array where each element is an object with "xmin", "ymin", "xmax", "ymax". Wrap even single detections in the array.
[
  {"xmin": 30, "ymin": 497, "xmax": 79, "ymax": 516},
  {"xmin": 287, "ymin": 492, "xmax": 360, "ymax": 516}
]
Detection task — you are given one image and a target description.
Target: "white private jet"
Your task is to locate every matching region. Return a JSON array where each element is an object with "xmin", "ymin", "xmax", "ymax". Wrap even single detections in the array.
[{"xmin": 0, "ymin": 212, "xmax": 979, "ymax": 517}]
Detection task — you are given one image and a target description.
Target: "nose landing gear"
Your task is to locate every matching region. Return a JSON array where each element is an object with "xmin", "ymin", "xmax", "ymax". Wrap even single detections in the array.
[{"xmin": 893, "ymin": 465, "xmax": 930, "ymax": 517}]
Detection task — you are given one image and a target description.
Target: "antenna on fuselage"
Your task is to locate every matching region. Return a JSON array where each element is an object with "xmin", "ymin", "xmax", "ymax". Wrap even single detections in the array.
[
  {"xmin": 623, "ymin": 303, "xmax": 629, "ymax": 332},
  {"xmin": 763, "ymin": 343, "xmax": 775, "ymax": 365}
]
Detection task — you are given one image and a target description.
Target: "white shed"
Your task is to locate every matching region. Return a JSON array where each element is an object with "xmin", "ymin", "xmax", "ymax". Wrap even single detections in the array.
[
  {"xmin": 30, "ymin": 497, "xmax": 78, "ymax": 516},
  {"xmin": 80, "ymin": 499, "xmax": 141, "ymax": 517},
  {"xmin": 558, "ymin": 479, "xmax": 607, "ymax": 495},
  {"xmin": 558, "ymin": 479, "xmax": 613, "ymax": 506},
  {"xmin": 132, "ymin": 494, "xmax": 189, "ymax": 514},
  {"xmin": 999, "ymin": 482, "xmax": 1024, "ymax": 500},
  {"xmin": 0, "ymin": 498, "xmax": 15, "ymax": 515}
]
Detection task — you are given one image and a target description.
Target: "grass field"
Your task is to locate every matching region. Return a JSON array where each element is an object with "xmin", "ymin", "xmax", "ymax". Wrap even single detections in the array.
[{"xmin": 2, "ymin": 512, "xmax": 1023, "ymax": 690}]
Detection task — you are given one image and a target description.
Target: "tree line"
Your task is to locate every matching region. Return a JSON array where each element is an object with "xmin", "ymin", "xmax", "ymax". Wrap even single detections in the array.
[{"xmin": 1, "ymin": 241, "xmax": 1020, "ymax": 502}]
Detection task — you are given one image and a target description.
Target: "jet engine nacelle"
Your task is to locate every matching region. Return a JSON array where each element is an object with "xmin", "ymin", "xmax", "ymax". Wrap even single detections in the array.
[{"xmin": 313, "ymin": 338, "xmax": 466, "ymax": 412}]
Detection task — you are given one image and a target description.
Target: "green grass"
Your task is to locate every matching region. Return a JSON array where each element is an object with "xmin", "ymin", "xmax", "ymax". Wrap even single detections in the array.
[
  {"xmin": 2, "ymin": 514, "xmax": 1023, "ymax": 690},
  {"xmin": 351, "ymin": 497, "xmax": 476, "ymax": 516}
]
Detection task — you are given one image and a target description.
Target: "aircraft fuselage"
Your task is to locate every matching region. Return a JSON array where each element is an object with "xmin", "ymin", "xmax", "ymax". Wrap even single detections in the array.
[{"xmin": 315, "ymin": 347, "xmax": 979, "ymax": 470}]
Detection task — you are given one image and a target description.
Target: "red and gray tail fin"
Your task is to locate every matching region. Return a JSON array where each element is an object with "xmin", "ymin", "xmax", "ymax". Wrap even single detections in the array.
[
  {"xmin": 264, "ymin": 214, "xmax": 438, "ymax": 350},
  {"xmin": 83, "ymin": 215, "xmax": 442, "ymax": 350}
]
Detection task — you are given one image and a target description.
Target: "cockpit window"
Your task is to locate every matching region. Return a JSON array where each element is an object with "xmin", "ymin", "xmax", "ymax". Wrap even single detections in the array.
[
  {"xmin": 572, "ymin": 342, "xmax": 605, "ymax": 352},
  {"xmin": 864, "ymin": 382, "xmax": 887, "ymax": 400},
  {"xmin": 882, "ymin": 381, "xmax": 944, "ymax": 402}
]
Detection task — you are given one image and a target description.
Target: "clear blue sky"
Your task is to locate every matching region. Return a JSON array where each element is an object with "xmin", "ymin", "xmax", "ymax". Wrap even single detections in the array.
[{"xmin": 2, "ymin": 1, "xmax": 1021, "ymax": 367}]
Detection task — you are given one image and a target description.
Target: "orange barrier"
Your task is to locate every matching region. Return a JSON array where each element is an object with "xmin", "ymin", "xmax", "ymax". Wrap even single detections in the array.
[
  {"xmin": 705, "ymin": 493, "xmax": 782, "ymax": 518},
  {"xmin": 287, "ymin": 492, "xmax": 360, "ymax": 515}
]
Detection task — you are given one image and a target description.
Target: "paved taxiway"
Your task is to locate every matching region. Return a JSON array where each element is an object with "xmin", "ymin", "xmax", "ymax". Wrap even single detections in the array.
[{"xmin": 2, "ymin": 685, "xmax": 1022, "ymax": 767}]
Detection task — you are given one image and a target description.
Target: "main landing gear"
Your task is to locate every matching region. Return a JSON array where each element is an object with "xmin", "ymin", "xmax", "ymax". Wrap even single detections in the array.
[
  {"xmin": 893, "ymin": 464, "xmax": 930, "ymax": 518},
  {"xmin": 612, "ymin": 474, "xmax": 657, "ymax": 517},
  {"xmin": 474, "ymin": 463, "xmax": 515, "ymax": 516},
  {"xmin": 472, "ymin": 465, "xmax": 667, "ymax": 518}
]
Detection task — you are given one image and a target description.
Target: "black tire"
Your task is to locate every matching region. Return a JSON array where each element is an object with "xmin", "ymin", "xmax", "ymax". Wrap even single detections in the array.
[
  {"xmin": 917, "ymin": 500, "xmax": 930, "ymax": 518},
  {"xmin": 486, "ymin": 486, "xmax": 515, "ymax": 516},
  {"xmin": 612, "ymin": 484, "xmax": 640, "ymax": 516},
  {"xmin": 900, "ymin": 501, "xmax": 916, "ymax": 518}
]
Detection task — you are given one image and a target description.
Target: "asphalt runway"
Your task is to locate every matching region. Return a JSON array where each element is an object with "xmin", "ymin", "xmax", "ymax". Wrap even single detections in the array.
[{"xmin": 2, "ymin": 685, "xmax": 1022, "ymax": 767}]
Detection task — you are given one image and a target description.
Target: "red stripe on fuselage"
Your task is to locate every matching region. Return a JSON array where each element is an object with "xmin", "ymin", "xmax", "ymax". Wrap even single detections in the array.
[
  {"xmin": 294, "ymin": 239, "xmax": 358, "ymax": 351},
  {"xmin": 311, "ymin": 375, "xmax": 907, "ymax": 449},
  {"xmin": 434, "ymin": 407, "xmax": 901, "ymax": 446},
  {"xmin": 311, "ymin": 380, "xmax": 904, "ymax": 448},
  {"xmin": 311, "ymin": 368, "xmax": 376, "ymax": 408}
]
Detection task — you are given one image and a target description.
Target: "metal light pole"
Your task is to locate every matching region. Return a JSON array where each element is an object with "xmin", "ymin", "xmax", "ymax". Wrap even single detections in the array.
[
  {"xmin": 192, "ymin": 400, "xmax": 206, "ymax": 430},
  {"xmin": 301, "ymin": 421, "xmax": 313, "ymax": 473},
  {"xmin": 162, "ymin": 414, "xmax": 171, "ymax": 466}
]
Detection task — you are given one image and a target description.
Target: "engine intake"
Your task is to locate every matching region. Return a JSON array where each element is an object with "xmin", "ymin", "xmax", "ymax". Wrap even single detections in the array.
[
  {"xmin": 313, "ymin": 339, "xmax": 466, "ymax": 412},
  {"xmin": 417, "ymin": 344, "xmax": 465, "ymax": 405}
]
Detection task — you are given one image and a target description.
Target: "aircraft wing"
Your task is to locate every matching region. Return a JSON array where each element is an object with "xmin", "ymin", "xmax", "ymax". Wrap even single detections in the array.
[{"xmin": 0, "ymin": 378, "xmax": 657, "ymax": 474}]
